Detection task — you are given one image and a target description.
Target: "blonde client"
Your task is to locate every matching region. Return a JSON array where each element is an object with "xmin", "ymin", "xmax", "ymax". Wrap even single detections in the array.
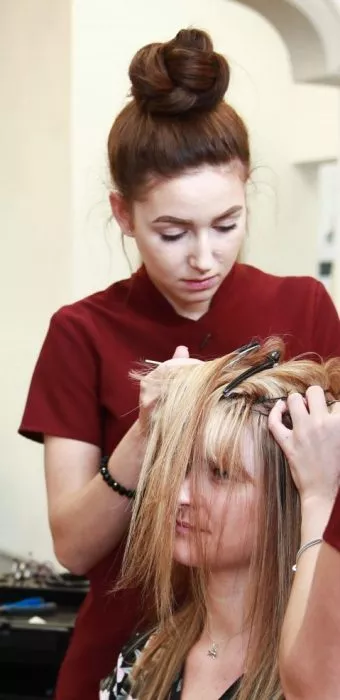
[{"xmin": 101, "ymin": 339, "xmax": 340, "ymax": 700}]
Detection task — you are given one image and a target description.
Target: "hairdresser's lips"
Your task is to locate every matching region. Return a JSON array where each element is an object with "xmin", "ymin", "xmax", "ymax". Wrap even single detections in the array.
[{"xmin": 181, "ymin": 275, "xmax": 219, "ymax": 292}]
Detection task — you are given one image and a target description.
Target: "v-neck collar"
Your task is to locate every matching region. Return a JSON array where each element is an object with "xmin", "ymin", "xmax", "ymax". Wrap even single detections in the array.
[
  {"xmin": 126, "ymin": 264, "xmax": 239, "ymax": 328},
  {"xmin": 169, "ymin": 667, "xmax": 241, "ymax": 699}
]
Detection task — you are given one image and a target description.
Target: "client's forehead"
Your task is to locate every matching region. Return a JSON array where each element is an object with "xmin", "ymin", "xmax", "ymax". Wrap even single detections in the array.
[{"xmin": 201, "ymin": 410, "xmax": 256, "ymax": 480}]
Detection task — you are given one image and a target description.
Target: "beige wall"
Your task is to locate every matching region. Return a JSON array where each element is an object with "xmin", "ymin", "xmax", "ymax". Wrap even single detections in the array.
[
  {"xmin": 1, "ymin": 0, "xmax": 339, "ymax": 563},
  {"xmin": 0, "ymin": 0, "xmax": 71, "ymax": 561},
  {"xmin": 71, "ymin": 0, "xmax": 339, "ymax": 297}
]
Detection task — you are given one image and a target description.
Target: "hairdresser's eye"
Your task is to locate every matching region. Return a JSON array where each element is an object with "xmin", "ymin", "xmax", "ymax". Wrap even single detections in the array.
[
  {"xmin": 160, "ymin": 231, "xmax": 187, "ymax": 242},
  {"xmin": 215, "ymin": 224, "xmax": 237, "ymax": 234}
]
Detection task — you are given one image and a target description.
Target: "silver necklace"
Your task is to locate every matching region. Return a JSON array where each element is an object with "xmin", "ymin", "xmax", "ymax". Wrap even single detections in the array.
[
  {"xmin": 206, "ymin": 622, "xmax": 249, "ymax": 660},
  {"xmin": 206, "ymin": 627, "xmax": 241, "ymax": 660},
  {"xmin": 207, "ymin": 640, "xmax": 219, "ymax": 659}
]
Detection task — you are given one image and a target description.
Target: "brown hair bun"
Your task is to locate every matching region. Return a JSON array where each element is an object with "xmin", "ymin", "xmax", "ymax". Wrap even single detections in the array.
[{"xmin": 129, "ymin": 28, "xmax": 230, "ymax": 116}]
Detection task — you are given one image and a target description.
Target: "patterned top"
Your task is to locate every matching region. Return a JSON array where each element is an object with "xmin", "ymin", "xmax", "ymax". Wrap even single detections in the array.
[{"xmin": 99, "ymin": 633, "xmax": 241, "ymax": 700}]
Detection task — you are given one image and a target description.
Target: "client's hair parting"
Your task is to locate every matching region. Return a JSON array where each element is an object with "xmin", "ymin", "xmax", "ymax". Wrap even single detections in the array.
[{"xmin": 119, "ymin": 338, "xmax": 340, "ymax": 700}]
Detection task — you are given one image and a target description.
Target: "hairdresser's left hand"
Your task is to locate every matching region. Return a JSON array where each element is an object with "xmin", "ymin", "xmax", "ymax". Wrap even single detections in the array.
[
  {"xmin": 139, "ymin": 346, "xmax": 203, "ymax": 434},
  {"xmin": 268, "ymin": 387, "xmax": 340, "ymax": 505}
]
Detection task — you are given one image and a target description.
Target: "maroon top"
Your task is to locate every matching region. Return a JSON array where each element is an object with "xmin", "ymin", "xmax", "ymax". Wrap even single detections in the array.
[
  {"xmin": 19, "ymin": 264, "xmax": 340, "ymax": 700},
  {"xmin": 324, "ymin": 490, "xmax": 340, "ymax": 552}
]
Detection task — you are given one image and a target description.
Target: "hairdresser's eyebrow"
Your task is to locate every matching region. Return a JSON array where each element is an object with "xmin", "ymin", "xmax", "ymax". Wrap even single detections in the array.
[
  {"xmin": 213, "ymin": 206, "xmax": 243, "ymax": 222},
  {"xmin": 152, "ymin": 205, "xmax": 243, "ymax": 226}
]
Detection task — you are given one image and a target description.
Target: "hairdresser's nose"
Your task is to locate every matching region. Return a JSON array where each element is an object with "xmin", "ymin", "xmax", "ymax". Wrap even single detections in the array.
[
  {"xmin": 188, "ymin": 232, "xmax": 214, "ymax": 273},
  {"xmin": 178, "ymin": 476, "xmax": 191, "ymax": 506}
]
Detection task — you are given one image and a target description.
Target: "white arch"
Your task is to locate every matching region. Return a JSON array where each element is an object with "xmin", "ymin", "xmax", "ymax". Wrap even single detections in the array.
[{"xmin": 236, "ymin": 0, "xmax": 340, "ymax": 85}]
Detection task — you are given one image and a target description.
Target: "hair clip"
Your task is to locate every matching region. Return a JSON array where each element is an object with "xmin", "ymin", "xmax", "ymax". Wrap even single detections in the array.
[
  {"xmin": 256, "ymin": 395, "xmax": 288, "ymax": 404},
  {"xmin": 144, "ymin": 343, "xmax": 261, "ymax": 370},
  {"xmin": 221, "ymin": 350, "xmax": 281, "ymax": 398},
  {"xmin": 227, "ymin": 341, "xmax": 261, "ymax": 367}
]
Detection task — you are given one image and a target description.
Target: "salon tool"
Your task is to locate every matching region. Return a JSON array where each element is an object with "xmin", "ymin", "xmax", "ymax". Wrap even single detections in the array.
[{"xmin": 0, "ymin": 596, "xmax": 57, "ymax": 615}]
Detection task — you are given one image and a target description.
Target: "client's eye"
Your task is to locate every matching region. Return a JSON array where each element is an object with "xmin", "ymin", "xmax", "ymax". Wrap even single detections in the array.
[{"xmin": 210, "ymin": 466, "xmax": 229, "ymax": 482}]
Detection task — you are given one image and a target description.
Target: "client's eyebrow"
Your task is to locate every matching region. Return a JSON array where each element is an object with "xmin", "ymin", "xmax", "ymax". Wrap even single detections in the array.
[{"xmin": 152, "ymin": 205, "xmax": 243, "ymax": 226}]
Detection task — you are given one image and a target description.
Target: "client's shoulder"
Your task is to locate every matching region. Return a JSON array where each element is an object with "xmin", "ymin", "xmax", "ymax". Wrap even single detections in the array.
[{"xmin": 100, "ymin": 632, "xmax": 150, "ymax": 700}]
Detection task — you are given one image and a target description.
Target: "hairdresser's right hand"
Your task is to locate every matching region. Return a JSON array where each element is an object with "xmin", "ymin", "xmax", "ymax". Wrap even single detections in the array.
[
  {"xmin": 138, "ymin": 345, "xmax": 203, "ymax": 434},
  {"xmin": 268, "ymin": 386, "xmax": 340, "ymax": 506}
]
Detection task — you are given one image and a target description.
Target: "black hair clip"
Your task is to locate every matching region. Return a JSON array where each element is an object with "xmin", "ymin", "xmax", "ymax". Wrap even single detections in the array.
[
  {"xmin": 221, "ymin": 350, "xmax": 281, "ymax": 398},
  {"xmin": 227, "ymin": 340, "xmax": 261, "ymax": 366},
  {"xmin": 256, "ymin": 395, "xmax": 288, "ymax": 404},
  {"xmin": 251, "ymin": 398, "xmax": 293, "ymax": 429}
]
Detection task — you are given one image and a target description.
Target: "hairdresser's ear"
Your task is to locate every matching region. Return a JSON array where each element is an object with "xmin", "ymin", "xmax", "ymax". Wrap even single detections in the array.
[{"xmin": 109, "ymin": 192, "xmax": 134, "ymax": 238}]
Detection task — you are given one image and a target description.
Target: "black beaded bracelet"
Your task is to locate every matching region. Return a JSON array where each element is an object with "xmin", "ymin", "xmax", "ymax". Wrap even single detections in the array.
[{"xmin": 100, "ymin": 456, "xmax": 136, "ymax": 500}]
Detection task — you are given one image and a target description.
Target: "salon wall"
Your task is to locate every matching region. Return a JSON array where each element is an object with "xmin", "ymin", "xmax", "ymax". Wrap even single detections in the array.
[
  {"xmin": 1, "ymin": 0, "xmax": 339, "ymax": 564},
  {"xmin": 71, "ymin": 0, "xmax": 339, "ymax": 298},
  {"xmin": 0, "ymin": 0, "xmax": 71, "ymax": 562}
]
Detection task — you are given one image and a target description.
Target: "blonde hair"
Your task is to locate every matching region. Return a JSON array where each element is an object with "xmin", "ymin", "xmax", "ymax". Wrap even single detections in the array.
[{"xmin": 120, "ymin": 339, "xmax": 340, "ymax": 700}]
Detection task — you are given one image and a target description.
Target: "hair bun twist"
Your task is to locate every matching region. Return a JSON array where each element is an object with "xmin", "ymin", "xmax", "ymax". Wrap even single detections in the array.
[{"xmin": 129, "ymin": 28, "xmax": 230, "ymax": 116}]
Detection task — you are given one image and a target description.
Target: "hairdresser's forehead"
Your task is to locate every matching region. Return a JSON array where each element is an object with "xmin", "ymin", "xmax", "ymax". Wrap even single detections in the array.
[{"xmin": 139, "ymin": 164, "xmax": 246, "ymax": 221}]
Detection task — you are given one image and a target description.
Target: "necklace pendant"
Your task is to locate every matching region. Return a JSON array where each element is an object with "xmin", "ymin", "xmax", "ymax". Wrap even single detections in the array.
[{"xmin": 207, "ymin": 642, "xmax": 218, "ymax": 659}]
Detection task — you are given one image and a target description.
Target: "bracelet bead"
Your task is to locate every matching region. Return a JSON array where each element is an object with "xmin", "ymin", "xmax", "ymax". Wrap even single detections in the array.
[{"xmin": 100, "ymin": 456, "xmax": 136, "ymax": 500}]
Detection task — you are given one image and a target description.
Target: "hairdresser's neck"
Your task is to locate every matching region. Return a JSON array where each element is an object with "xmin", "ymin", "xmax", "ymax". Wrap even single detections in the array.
[
  {"xmin": 162, "ymin": 288, "xmax": 211, "ymax": 320},
  {"xmin": 204, "ymin": 568, "xmax": 250, "ymax": 642},
  {"xmin": 151, "ymin": 277, "xmax": 212, "ymax": 320}
]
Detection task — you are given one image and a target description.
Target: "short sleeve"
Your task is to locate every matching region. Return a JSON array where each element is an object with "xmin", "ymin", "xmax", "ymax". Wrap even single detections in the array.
[
  {"xmin": 311, "ymin": 282, "xmax": 340, "ymax": 359},
  {"xmin": 324, "ymin": 490, "xmax": 340, "ymax": 553},
  {"xmin": 19, "ymin": 307, "xmax": 101, "ymax": 446}
]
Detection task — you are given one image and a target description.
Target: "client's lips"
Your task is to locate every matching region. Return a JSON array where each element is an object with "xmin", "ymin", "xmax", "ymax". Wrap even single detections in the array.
[
  {"xmin": 176, "ymin": 520, "xmax": 210, "ymax": 533},
  {"xmin": 176, "ymin": 520, "xmax": 193, "ymax": 529}
]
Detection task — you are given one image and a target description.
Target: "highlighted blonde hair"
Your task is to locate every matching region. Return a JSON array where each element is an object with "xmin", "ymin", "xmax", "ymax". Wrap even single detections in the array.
[{"xmin": 120, "ymin": 339, "xmax": 340, "ymax": 700}]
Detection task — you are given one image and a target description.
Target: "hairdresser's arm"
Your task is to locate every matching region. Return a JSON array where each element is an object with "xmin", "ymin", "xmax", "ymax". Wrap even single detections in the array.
[
  {"xmin": 45, "ymin": 423, "xmax": 142, "ymax": 576},
  {"xmin": 46, "ymin": 347, "xmax": 200, "ymax": 575},
  {"xmin": 269, "ymin": 390, "xmax": 340, "ymax": 699}
]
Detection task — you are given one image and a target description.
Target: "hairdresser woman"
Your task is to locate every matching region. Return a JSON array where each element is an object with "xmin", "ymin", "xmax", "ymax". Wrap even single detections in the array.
[
  {"xmin": 270, "ymin": 391, "xmax": 340, "ymax": 699},
  {"xmin": 19, "ymin": 28, "xmax": 340, "ymax": 700}
]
